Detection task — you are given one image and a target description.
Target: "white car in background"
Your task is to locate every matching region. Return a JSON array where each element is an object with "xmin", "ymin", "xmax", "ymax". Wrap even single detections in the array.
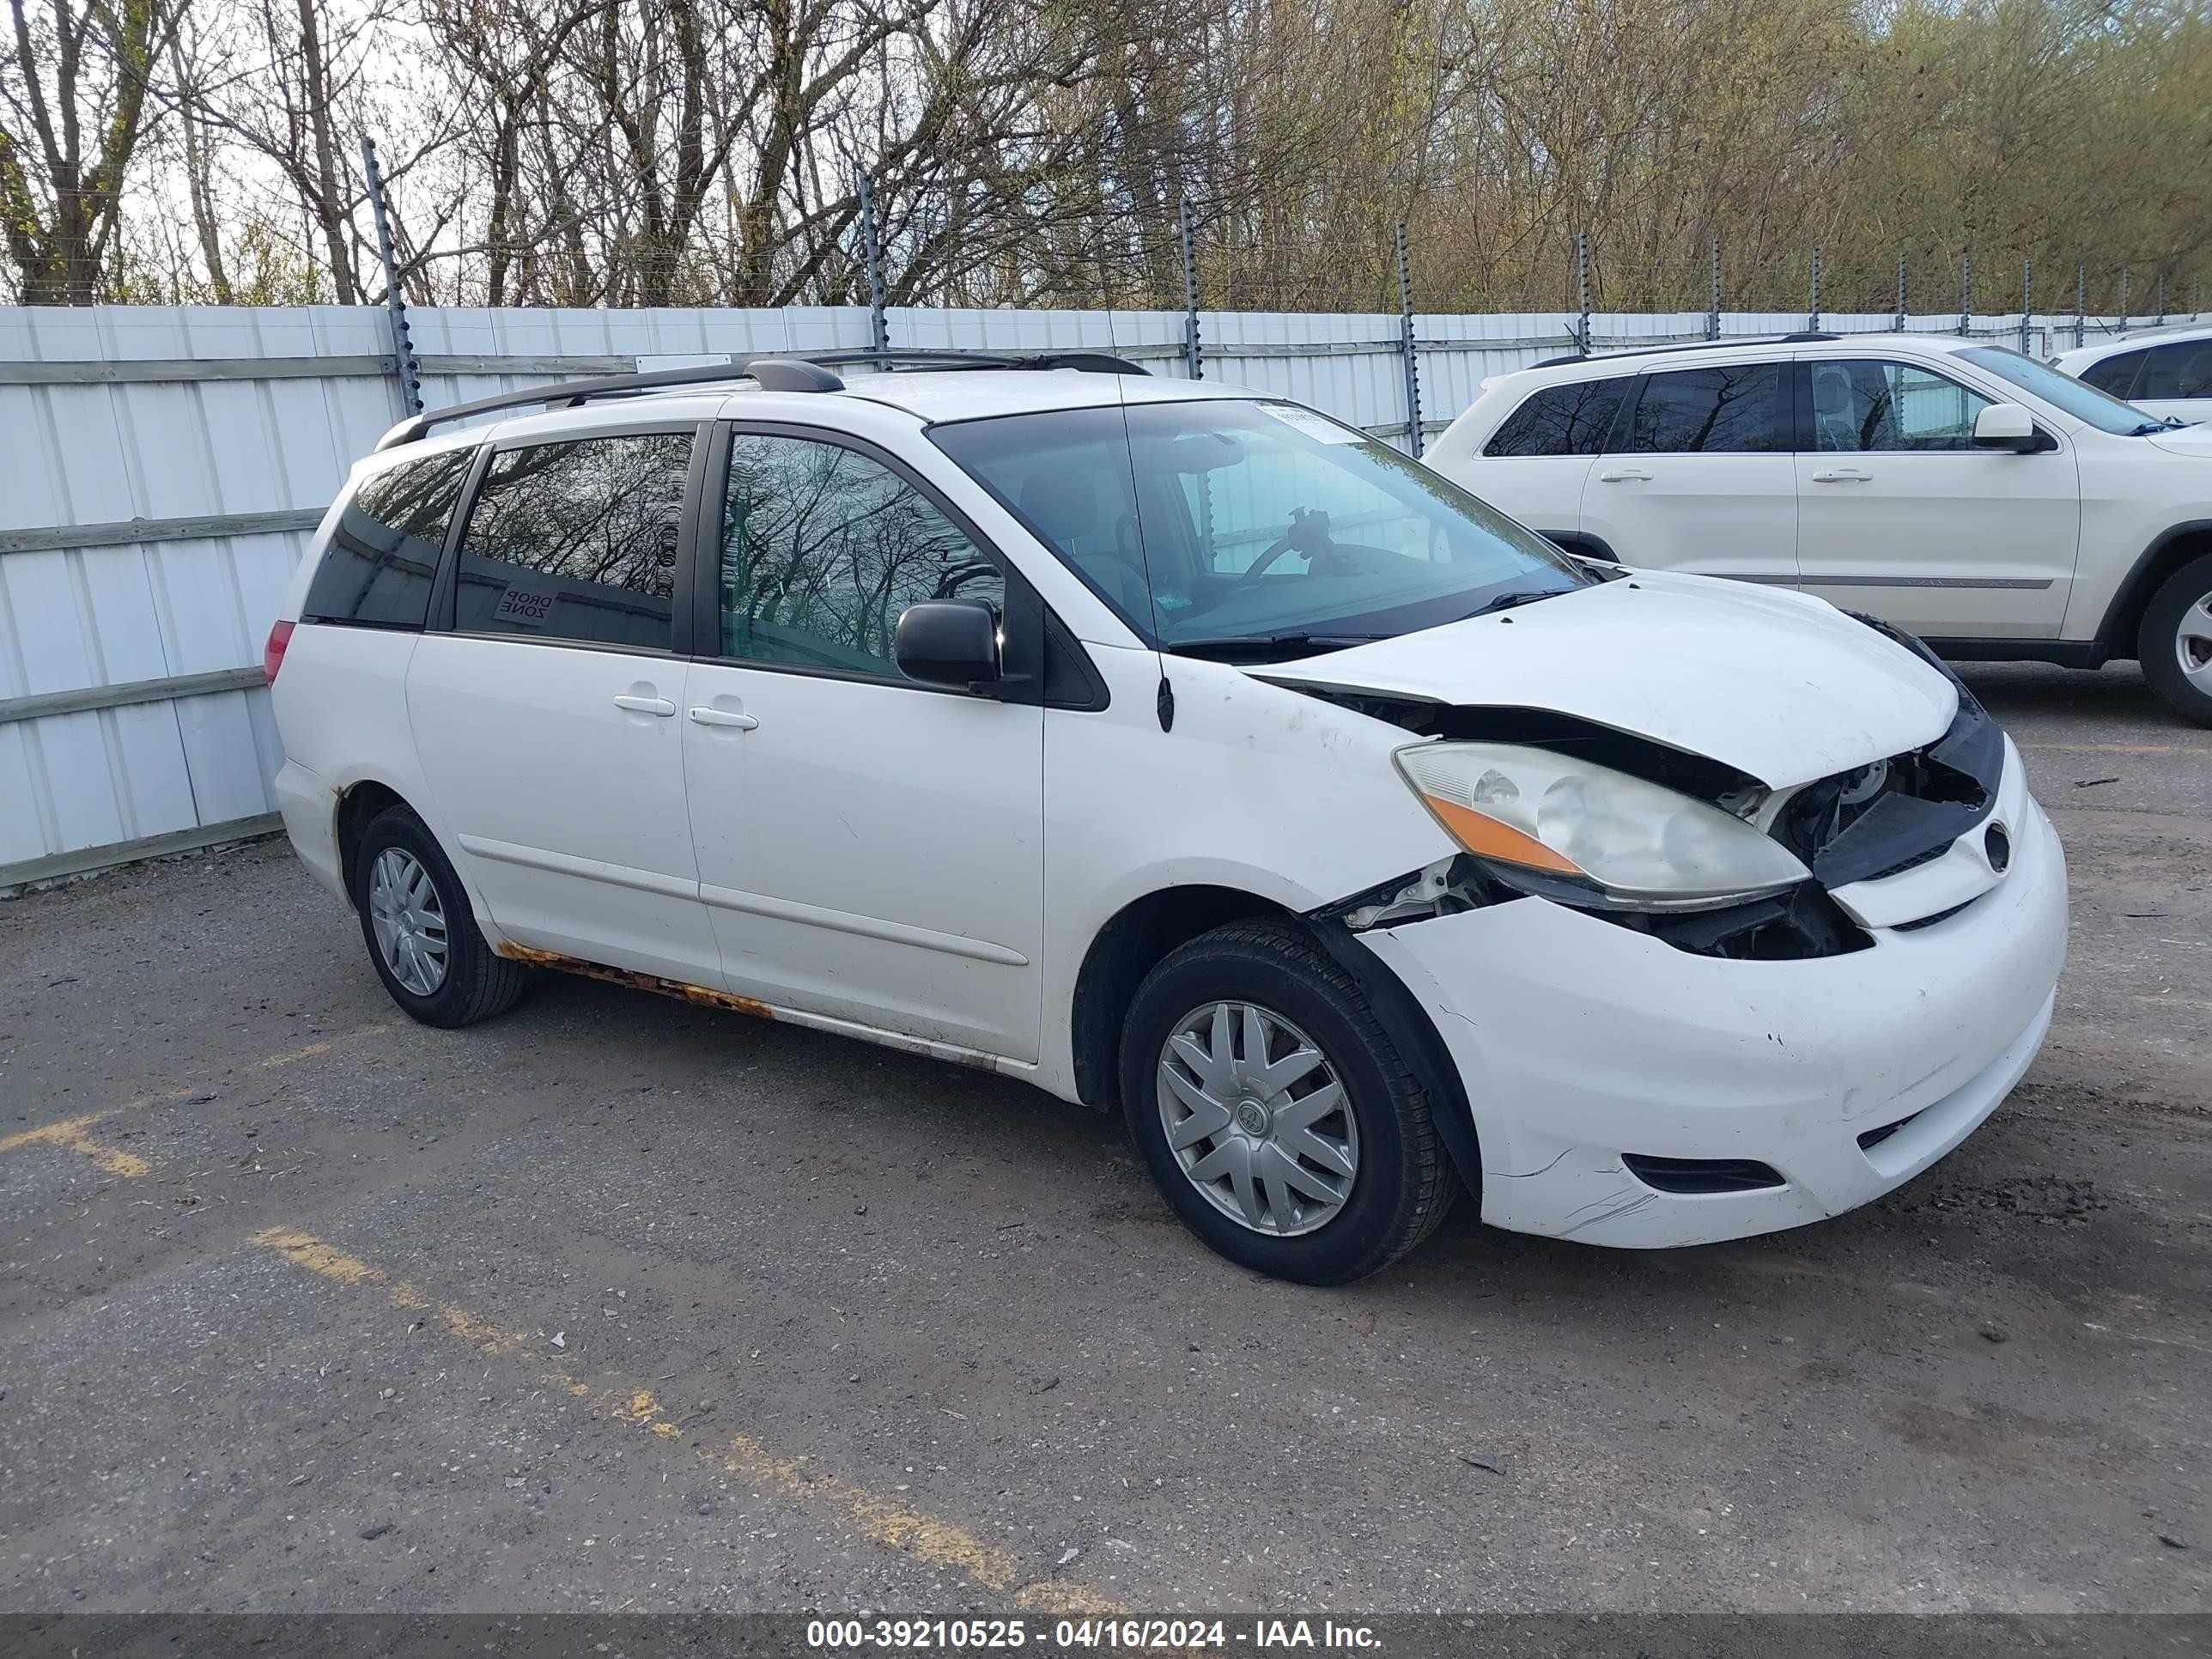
[
  {"xmin": 1426, "ymin": 332, "xmax": 2212, "ymax": 724},
  {"xmin": 2050, "ymin": 323, "xmax": 2212, "ymax": 425},
  {"xmin": 266, "ymin": 351, "xmax": 2066, "ymax": 1285}
]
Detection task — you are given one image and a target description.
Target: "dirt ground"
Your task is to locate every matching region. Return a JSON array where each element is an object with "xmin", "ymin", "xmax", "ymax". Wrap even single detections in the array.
[{"xmin": 1, "ymin": 659, "xmax": 2206, "ymax": 1618}]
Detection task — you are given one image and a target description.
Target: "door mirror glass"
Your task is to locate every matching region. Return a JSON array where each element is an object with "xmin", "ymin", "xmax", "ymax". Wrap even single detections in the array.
[
  {"xmin": 895, "ymin": 599, "xmax": 1001, "ymax": 689},
  {"xmin": 1972, "ymin": 402, "xmax": 2039, "ymax": 451}
]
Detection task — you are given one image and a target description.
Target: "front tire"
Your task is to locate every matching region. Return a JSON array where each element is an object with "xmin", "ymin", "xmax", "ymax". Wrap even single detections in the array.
[
  {"xmin": 1119, "ymin": 920, "xmax": 1455, "ymax": 1285},
  {"xmin": 350, "ymin": 806, "xmax": 527, "ymax": 1027},
  {"xmin": 2138, "ymin": 552, "xmax": 2212, "ymax": 726}
]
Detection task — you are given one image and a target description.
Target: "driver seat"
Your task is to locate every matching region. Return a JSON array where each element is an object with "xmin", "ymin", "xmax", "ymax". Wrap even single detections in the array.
[{"xmin": 1018, "ymin": 470, "xmax": 1152, "ymax": 619}]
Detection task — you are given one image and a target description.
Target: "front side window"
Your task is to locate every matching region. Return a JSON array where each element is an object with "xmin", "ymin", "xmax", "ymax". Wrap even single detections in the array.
[
  {"xmin": 303, "ymin": 447, "xmax": 476, "ymax": 628},
  {"xmin": 2138, "ymin": 341, "xmax": 2212, "ymax": 401},
  {"xmin": 930, "ymin": 399, "xmax": 1588, "ymax": 654},
  {"xmin": 2078, "ymin": 349, "xmax": 2147, "ymax": 398},
  {"xmin": 1624, "ymin": 364, "xmax": 1790, "ymax": 453},
  {"xmin": 1809, "ymin": 360, "xmax": 1991, "ymax": 452},
  {"xmin": 454, "ymin": 433, "xmax": 692, "ymax": 649},
  {"xmin": 1483, "ymin": 380, "xmax": 1628, "ymax": 457},
  {"xmin": 718, "ymin": 433, "xmax": 1004, "ymax": 678}
]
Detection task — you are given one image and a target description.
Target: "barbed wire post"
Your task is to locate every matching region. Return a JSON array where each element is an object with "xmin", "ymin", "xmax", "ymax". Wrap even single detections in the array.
[
  {"xmin": 2155, "ymin": 272, "xmax": 2166, "ymax": 328},
  {"xmin": 1808, "ymin": 245, "xmax": 1821, "ymax": 332},
  {"xmin": 1706, "ymin": 239, "xmax": 1721, "ymax": 342},
  {"xmin": 1395, "ymin": 222, "xmax": 1423, "ymax": 458},
  {"xmin": 1177, "ymin": 201, "xmax": 1202, "ymax": 380},
  {"xmin": 2020, "ymin": 260, "xmax": 2033, "ymax": 354},
  {"xmin": 358, "ymin": 134, "xmax": 421, "ymax": 417},
  {"xmin": 1894, "ymin": 252, "xmax": 1907, "ymax": 331},
  {"xmin": 2075, "ymin": 264, "xmax": 2087, "ymax": 349},
  {"xmin": 855, "ymin": 170, "xmax": 889, "ymax": 366},
  {"xmin": 2120, "ymin": 270, "xmax": 2131, "ymax": 334},
  {"xmin": 1958, "ymin": 251, "xmax": 1972, "ymax": 337},
  {"xmin": 1575, "ymin": 229, "xmax": 1591, "ymax": 356}
]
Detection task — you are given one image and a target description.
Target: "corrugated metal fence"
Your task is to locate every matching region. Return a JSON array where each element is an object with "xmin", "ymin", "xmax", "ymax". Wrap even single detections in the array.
[{"xmin": 0, "ymin": 301, "xmax": 2110, "ymax": 889}]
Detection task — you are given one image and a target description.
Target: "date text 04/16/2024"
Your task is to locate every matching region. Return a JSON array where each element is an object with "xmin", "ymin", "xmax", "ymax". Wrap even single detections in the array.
[{"xmin": 804, "ymin": 1620, "xmax": 1382, "ymax": 1650}]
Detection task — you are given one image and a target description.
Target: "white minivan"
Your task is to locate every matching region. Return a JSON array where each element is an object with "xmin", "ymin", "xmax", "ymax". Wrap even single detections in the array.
[{"xmin": 267, "ymin": 352, "xmax": 2067, "ymax": 1284}]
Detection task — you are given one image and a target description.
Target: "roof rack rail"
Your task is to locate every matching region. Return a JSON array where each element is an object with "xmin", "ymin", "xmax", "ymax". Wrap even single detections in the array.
[
  {"xmin": 372, "ymin": 347, "xmax": 1150, "ymax": 452},
  {"xmin": 1531, "ymin": 330, "xmax": 1842, "ymax": 370}
]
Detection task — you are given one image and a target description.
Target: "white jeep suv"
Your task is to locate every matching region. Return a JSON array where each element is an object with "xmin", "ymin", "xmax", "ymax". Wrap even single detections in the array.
[
  {"xmin": 266, "ymin": 351, "xmax": 2065, "ymax": 1284},
  {"xmin": 2050, "ymin": 323, "xmax": 2212, "ymax": 426},
  {"xmin": 1427, "ymin": 332, "xmax": 2212, "ymax": 723}
]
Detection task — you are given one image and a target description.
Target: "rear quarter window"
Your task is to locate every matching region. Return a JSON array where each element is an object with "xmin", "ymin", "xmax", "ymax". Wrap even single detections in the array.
[
  {"xmin": 302, "ymin": 448, "xmax": 477, "ymax": 628},
  {"xmin": 2078, "ymin": 349, "xmax": 2147, "ymax": 398},
  {"xmin": 1483, "ymin": 380, "xmax": 1627, "ymax": 457}
]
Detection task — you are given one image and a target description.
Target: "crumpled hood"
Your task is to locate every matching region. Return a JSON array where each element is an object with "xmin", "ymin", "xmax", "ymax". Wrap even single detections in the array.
[{"xmin": 1249, "ymin": 570, "xmax": 1958, "ymax": 789}]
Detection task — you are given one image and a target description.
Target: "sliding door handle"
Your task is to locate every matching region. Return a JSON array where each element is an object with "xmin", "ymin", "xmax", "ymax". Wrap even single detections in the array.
[
  {"xmin": 1809, "ymin": 468, "xmax": 1873, "ymax": 483},
  {"xmin": 688, "ymin": 706, "xmax": 757, "ymax": 730},
  {"xmin": 1597, "ymin": 467, "xmax": 1652, "ymax": 483}
]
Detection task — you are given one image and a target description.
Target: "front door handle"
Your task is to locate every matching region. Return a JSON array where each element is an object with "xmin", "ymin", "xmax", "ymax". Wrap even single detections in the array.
[
  {"xmin": 1597, "ymin": 467, "xmax": 1651, "ymax": 483},
  {"xmin": 688, "ymin": 706, "xmax": 757, "ymax": 730},
  {"xmin": 613, "ymin": 693, "xmax": 676, "ymax": 716},
  {"xmin": 1809, "ymin": 468, "xmax": 1873, "ymax": 483}
]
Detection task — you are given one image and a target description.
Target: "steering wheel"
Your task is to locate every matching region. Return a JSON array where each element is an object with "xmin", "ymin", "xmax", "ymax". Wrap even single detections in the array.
[{"xmin": 1237, "ymin": 506, "xmax": 1335, "ymax": 584}]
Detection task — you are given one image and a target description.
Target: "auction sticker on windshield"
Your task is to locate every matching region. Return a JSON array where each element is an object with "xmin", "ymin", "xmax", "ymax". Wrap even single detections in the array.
[{"xmin": 1259, "ymin": 403, "xmax": 1365, "ymax": 442}]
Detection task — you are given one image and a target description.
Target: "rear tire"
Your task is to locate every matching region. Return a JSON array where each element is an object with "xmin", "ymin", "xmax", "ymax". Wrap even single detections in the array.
[
  {"xmin": 1119, "ymin": 919, "xmax": 1455, "ymax": 1285},
  {"xmin": 2138, "ymin": 552, "xmax": 2212, "ymax": 726},
  {"xmin": 350, "ymin": 805, "xmax": 527, "ymax": 1027}
]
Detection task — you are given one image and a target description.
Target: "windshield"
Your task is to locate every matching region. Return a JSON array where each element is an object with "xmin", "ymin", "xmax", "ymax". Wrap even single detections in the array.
[
  {"xmin": 1956, "ymin": 345, "xmax": 2170, "ymax": 434},
  {"xmin": 928, "ymin": 398, "xmax": 1589, "ymax": 655}
]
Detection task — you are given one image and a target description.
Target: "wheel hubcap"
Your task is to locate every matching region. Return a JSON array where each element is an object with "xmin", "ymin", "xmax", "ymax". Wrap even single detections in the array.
[
  {"xmin": 1157, "ymin": 1001, "xmax": 1358, "ymax": 1237},
  {"xmin": 2179, "ymin": 591, "xmax": 2212, "ymax": 690},
  {"xmin": 368, "ymin": 848, "xmax": 448, "ymax": 997}
]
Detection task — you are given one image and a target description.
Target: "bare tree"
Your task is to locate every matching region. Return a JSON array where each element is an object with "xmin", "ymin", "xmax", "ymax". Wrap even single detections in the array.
[{"xmin": 1, "ymin": 0, "xmax": 185, "ymax": 301}]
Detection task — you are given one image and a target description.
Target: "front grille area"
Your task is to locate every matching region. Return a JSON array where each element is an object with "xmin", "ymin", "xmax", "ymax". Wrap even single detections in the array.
[
  {"xmin": 1621, "ymin": 1154, "xmax": 1787, "ymax": 1194},
  {"xmin": 1772, "ymin": 690, "xmax": 2003, "ymax": 889}
]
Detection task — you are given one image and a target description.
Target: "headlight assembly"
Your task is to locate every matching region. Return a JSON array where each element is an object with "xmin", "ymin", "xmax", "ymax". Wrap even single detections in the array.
[{"xmin": 1393, "ymin": 741, "xmax": 1810, "ymax": 912}]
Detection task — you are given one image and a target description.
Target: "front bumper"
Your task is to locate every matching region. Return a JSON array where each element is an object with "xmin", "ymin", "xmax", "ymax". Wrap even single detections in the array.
[{"xmin": 1358, "ymin": 772, "xmax": 2067, "ymax": 1249}]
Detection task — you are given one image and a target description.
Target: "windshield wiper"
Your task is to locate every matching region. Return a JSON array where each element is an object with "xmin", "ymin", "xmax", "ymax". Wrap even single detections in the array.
[
  {"xmin": 1162, "ymin": 631, "xmax": 1379, "ymax": 661},
  {"xmin": 1458, "ymin": 587, "xmax": 1566, "ymax": 621}
]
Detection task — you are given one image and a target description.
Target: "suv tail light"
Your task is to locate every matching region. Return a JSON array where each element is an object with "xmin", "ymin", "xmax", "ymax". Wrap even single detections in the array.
[{"xmin": 264, "ymin": 619, "xmax": 295, "ymax": 684}]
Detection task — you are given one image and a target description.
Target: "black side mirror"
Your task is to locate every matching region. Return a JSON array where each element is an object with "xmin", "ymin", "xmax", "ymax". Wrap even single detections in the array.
[{"xmin": 895, "ymin": 599, "xmax": 1001, "ymax": 690}]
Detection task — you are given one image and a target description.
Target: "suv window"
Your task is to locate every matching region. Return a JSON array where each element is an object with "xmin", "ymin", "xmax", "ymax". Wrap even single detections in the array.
[
  {"xmin": 1809, "ymin": 360, "xmax": 1992, "ymax": 452},
  {"xmin": 2138, "ymin": 341, "xmax": 2212, "ymax": 400},
  {"xmin": 453, "ymin": 434, "xmax": 692, "ymax": 649},
  {"xmin": 718, "ymin": 433, "xmax": 1004, "ymax": 678},
  {"xmin": 1623, "ymin": 364, "xmax": 1789, "ymax": 453},
  {"xmin": 1483, "ymin": 380, "xmax": 1627, "ymax": 457},
  {"xmin": 2078, "ymin": 349, "xmax": 2147, "ymax": 398},
  {"xmin": 302, "ymin": 448, "xmax": 475, "ymax": 628}
]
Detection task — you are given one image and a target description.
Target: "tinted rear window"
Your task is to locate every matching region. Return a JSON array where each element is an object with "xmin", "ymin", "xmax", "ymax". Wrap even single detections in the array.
[
  {"xmin": 454, "ymin": 433, "xmax": 693, "ymax": 650},
  {"xmin": 301, "ymin": 449, "xmax": 476, "ymax": 628},
  {"xmin": 1483, "ymin": 380, "xmax": 1626, "ymax": 456},
  {"xmin": 2078, "ymin": 349, "xmax": 2146, "ymax": 398},
  {"xmin": 1625, "ymin": 363, "xmax": 1790, "ymax": 453},
  {"xmin": 2138, "ymin": 341, "xmax": 2212, "ymax": 400}
]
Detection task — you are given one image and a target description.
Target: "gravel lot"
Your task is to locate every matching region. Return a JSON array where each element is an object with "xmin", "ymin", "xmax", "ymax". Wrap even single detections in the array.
[{"xmin": 1, "ymin": 660, "xmax": 2207, "ymax": 1619}]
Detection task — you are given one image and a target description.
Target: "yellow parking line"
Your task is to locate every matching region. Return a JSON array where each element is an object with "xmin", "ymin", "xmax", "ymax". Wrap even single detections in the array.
[
  {"xmin": 0, "ymin": 1110, "xmax": 155, "ymax": 1177},
  {"xmin": 2018, "ymin": 742, "xmax": 2180, "ymax": 756},
  {"xmin": 252, "ymin": 1226, "xmax": 1122, "ymax": 1614},
  {"xmin": 2132, "ymin": 994, "xmax": 2212, "ymax": 1014},
  {"xmin": 0, "ymin": 1021, "xmax": 401, "ymax": 1178}
]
